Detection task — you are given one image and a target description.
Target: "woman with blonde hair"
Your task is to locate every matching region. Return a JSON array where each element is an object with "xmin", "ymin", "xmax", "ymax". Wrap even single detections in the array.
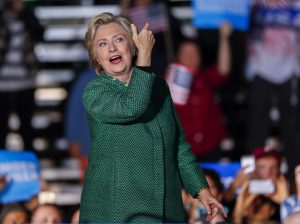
[{"xmin": 79, "ymin": 12, "xmax": 226, "ymax": 223}]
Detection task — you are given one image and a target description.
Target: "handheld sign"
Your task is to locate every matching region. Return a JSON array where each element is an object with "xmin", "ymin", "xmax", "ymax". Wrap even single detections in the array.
[
  {"xmin": 192, "ymin": 0, "xmax": 250, "ymax": 31},
  {"xmin": 0, "ymin": 150, "xmax": 40, "ymax": 204},
  {"xmin": 165, "ymin": 63, "xmax": 194, "ymax": 106}
]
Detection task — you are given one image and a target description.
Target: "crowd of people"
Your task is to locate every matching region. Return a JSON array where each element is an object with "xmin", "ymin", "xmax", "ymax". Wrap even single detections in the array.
[
  {"xmin": 1, "ymin": 0, "xmax": 300, "ymax": 223},
  {"xmin": 0, "ymin": 202, "xmax": 80, "ymax": 224}
]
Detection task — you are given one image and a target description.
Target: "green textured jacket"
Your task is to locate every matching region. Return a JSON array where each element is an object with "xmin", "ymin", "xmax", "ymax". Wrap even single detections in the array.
[{"xmin": 79, "ymin": 67, "xmax": 208, "ymax": 223}]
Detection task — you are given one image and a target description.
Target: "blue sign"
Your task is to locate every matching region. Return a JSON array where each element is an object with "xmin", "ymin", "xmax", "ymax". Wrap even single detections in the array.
[
  {"xmin": 254, "ymin": 7, "xmax": 300, "ymax": 28},
  {"xmin": 192, "ymin": 0, "xmax": 250, "ymax": 31},
  {"xmin": 0, "ymin": 150, "xmax": 40, "ymax": 204},
  {"xmin": 200, "ymin": 162, "xmax": 241, "ymax": 188}
]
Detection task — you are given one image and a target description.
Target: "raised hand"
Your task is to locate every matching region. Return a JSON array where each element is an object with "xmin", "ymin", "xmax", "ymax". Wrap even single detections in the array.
[
  {"xmin": 267, "ymin": 175, "xmax": 289, "ymax": 203},
  {"xmin": 131, "ymin": 23, "xmax": 155, "ymax": 66},
  {"xmin": 220, "ymin": 21, "xmax": 232, "ymax": 39},
  {"xmin": 233, "ymin": 181, "xmax": 257, "ymax": 223}
]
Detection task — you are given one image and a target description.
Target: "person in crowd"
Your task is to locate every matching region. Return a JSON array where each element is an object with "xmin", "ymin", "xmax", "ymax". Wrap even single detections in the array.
[
  {"xmin": 232, "ymin": 146, "xmax": 288, "ymax": 223},
  {"xmin": 182, "ymin": 188, "xmax": 194, "ymax": 217},
  {"xmin": 65, "ymin": 65, "xmax": 94, "ymax": 177},
  {"xmin": 225, "ymin": 146, "xmax": 288, "ymax": 201},
  {"xmin": 0, "ymin": 0, "xmax": 44, "ymax": 150},
  {"xmin": 71, "ymin": 208, "xmax": 80, "ymax": 224},
  {"xmin": 0, "ymin": 203, "xmax": 30, "ymax": 224},
  {"xmin": 245, "ymin": 0, "xmax": 300, "ymax": 177},
  {"xmin": 283, "ymin": 211, "xmax": 300, "ymax": 224},
  {"xmin": 170, "ymin": 22, "xmax": 232, "ymax": 161},
  {"xmin": 79, "ymin": 12, "xmax": 226, "ymax": 223},
  {"xmin": 31, "ymin": 204, "xmax": 63, "ymax": 224},
  {"xmin": 236, "ymin": 194, "xmax": 279, "ymax": 224},
  {"xmin": 188, "ymin": 168, "xmax": 227, "ymax": 223},
  {"xmin": 121, "ymin": 0, "xmax": 184, "ymax": 78},
  {"xmin": 281, "ymin": 164, "xmax": 300, "ymax": 223}
]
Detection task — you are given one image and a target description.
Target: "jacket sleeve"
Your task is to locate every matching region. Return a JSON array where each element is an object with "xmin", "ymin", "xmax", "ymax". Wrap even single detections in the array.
[
  {"xmin": 170, "ymin": 94, "xmax": 209, "ymax": 198},
  {"xmin": 82, "ymin": 67, "xmax": 155, "ymax": 124}
]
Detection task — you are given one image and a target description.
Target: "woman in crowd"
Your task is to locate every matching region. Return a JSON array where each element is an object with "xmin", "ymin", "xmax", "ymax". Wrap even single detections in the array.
[
  {"xmin": 232, "ymin": 146, "xmax": 288, "ymax": 223},
  {"xmin": 31, "ymin": 204, "xmax": 63, "ymax": 224},
  {"xmin": 0, "ymin": 203, "xmax": 30, "ymax": 224},
  {"xmin": 168, "ymin": 22, "xmax": 232, "ymax": 162},
  {"xmin": 79, "ymin": 12, "xmax": 226, "ymax": 223}
]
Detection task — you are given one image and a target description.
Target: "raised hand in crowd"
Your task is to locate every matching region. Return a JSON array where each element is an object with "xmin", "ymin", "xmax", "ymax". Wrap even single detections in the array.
[
  {"xmin": 269, "ymin": 175, "xmax": 289, "ymax": 204},
  {"xmin": 223, "ymin": 167, "xmax": 253, "ymax": 202}
]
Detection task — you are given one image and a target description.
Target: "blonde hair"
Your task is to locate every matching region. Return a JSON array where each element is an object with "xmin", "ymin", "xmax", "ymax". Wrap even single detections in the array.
[{"xmin": 85, "ymin": 12, "xmax": 135, "ymax": 75}]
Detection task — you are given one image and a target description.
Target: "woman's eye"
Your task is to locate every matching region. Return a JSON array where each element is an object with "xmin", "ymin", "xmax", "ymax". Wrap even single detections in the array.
[
  {"xmin": 99, "ymin": 42, "xmax": 106, "ymax": 47},
  {"xmin": 116, "ymin": 37, "xmax": 123, "ymax": 42}
]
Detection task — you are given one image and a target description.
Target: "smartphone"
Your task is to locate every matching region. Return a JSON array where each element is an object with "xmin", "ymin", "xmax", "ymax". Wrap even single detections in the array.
[
  {"xmin": 240, "ymin": 155, "xmax": 255, "ymax": 174},
  {"xmin": 248, "ymin": 179, "xmax": 275, "ymax": 194}
]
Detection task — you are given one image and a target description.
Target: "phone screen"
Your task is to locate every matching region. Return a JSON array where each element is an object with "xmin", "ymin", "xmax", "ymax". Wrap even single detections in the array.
[
  {"xmin": 248, "ymin": 179, "xmax": 275, "ymax": 194},
  {"xmin": 241, "ymin": 155, "xmax": 255, "ymax": 174}
]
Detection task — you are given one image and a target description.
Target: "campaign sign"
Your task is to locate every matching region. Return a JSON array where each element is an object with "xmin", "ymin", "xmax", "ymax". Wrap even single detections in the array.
[
  {"xmin": 192, "ymin": 0, "xmax": 250, "ymax": 30},
  {"xmin": 0, "ymin": 150, "xmax": 40, "ymax": 204},
  {"xmin": 165, "ymin": 63, "xmax": 194, "ymax": 105},
  {"xmin": 200, "ymin": 162, "xmax": 241, "ymax": 188},
  {"xmin": 254, "ymin": 7, "xmax": 300, "ymax": 28}
]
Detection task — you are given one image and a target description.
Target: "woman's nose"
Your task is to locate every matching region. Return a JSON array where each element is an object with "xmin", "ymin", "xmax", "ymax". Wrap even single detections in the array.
[{"xmin": 108, "ymin": 43, "xmax": 117, "ymax": 52}]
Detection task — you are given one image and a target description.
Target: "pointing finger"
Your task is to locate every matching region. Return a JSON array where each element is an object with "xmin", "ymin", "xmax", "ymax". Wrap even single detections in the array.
[{"xmin": 141, "ymin": 22, "xmax": 150, "ymax": 31}]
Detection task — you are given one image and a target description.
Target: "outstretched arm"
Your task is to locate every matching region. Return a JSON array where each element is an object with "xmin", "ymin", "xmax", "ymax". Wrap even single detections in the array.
[{"xmin": 217, "ymin": 22, "xmax": 232, "ymax": 76}]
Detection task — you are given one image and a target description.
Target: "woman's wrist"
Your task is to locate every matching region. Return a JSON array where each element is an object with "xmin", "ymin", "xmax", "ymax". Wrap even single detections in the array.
[
  {"xmin": 136, "ymin": 52, "xmax": 151, "ymax": 66},
  {"xmin": 136, "ymin": 58, "xmax": 151, "ymax": 67},
  {"xmin": 197, "ymin": 186, "xmax": 209, "ymax": 200}
]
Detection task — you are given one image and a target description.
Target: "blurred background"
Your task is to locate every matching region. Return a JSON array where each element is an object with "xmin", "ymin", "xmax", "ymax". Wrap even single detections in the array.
[{"xmin": 1, "ymin": 0, "xmax": 300, "ymax": 223}]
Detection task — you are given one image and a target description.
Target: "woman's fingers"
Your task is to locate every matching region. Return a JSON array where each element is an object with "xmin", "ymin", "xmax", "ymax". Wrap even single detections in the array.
[
  {"xmin": 202, "ymin": 198, "xmax": 227, "ymax": 221},
  {"xmin": 141, "ymin": 22, "xmax": 150, "ymax": 31},
  {"xmin": 131, "ymin": 24, "xmax": 138, "ymax": 41}
]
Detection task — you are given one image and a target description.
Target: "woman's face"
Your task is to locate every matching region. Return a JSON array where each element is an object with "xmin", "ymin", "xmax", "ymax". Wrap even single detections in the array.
[
  {"xmin": 93, "ymin": 23, "xmax": 133, "ymax": 79},
  {"xmin": 2, "ymin": 211, "xmax": 28, "ymax": 224},
  {"xmin": 177, "ymin": 42, "xmax": 201, "ymax": 72},
  {"xmin": 255, "ymin": 157, "xmax": 279, "ymax": 180},
  {"xmin": 31, "ymin": 206, "xmax": 62, "ymax": 224}
]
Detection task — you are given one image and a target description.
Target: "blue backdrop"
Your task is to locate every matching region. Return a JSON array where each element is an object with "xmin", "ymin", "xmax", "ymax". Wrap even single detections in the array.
[{"xmin": 200, "ymin": 162, "xmax": 241, "ymax": 188}]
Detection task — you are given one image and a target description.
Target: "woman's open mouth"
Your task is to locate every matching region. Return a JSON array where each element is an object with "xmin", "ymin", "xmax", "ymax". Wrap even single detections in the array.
[{"xmin": 109, "ymin": 55, "xmax": 122, "ymax": 64}]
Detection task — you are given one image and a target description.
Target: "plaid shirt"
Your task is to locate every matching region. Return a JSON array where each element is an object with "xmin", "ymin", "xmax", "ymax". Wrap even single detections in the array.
[{"xmin": 280, "ymin": 194, "xmax": 300, "ymax": 223}]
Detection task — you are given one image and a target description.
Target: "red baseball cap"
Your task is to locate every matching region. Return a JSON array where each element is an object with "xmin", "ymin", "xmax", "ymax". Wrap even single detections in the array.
[{"xmin": 251, "ymin": 146, "xmax": 282, "ymax": 165}]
